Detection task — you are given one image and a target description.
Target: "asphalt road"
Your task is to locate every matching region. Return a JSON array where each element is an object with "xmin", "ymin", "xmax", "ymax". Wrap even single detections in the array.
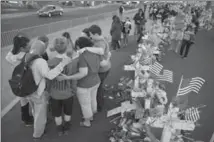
[
  {"xmin": 2, "ymin": 28, "xmax": 214, "ymax": 142},
  {"xmin": 1, "ymin": 4, "xmax": 119, "ymax": 32}
]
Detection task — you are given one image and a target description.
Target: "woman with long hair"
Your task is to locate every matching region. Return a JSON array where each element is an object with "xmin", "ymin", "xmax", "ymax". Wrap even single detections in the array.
[
  {"xmin": 62, "ymin": 32, "xmax": 74, "ymax": 49},
  {"xmin": 5, "ymin": 33, "xmax": 33, "ymax": 126}
]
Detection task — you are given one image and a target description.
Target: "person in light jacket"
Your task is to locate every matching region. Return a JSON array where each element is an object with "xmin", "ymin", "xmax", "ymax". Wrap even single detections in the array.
[
  {"xmin": 26, "ymin": 40, "xmax": 71, "ymax": 140},
  {"xmin": 5, "ymin": 34, "xmax": 33, "ymax": 126}
]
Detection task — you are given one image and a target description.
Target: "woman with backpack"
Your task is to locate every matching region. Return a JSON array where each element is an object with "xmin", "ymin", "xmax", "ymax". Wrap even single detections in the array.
[{"xmin": 5, "ymin": 34, "xmax": 33, "ymax": 126}]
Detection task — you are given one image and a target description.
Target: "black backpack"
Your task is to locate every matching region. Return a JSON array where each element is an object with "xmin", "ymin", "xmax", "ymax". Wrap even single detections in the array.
[{"xmin": 9, "ymin": 54, "xmax": 41, "ymax": 97}]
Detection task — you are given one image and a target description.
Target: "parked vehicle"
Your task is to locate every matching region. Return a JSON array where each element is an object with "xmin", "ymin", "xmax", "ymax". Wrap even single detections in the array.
[
  {"xmin": 37, "ymin": 5, "xmax": 63, "ymax": 17},
  {"xmin": 129, "ymin": 1, "xmax": 140, "ymax": 8}
]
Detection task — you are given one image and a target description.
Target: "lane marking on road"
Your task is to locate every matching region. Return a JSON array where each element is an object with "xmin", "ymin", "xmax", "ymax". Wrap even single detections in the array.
[{"xmin": 1, "ymin": 97, "xmax": 20, "ymax": 118}]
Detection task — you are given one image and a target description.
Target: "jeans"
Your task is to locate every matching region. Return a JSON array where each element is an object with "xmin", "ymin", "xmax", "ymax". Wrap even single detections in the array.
[
  {"xmin": 27, "ymin": 92, "xmax": 47, "ymax": 138},
  {"xmin": 97, "ymin": 71, "xmax": 110, "ymax": 110},
  {"xmin": 77, "ymin": 83, "xmax": 100, "ymax": 119},
  {"xmin": 180, "ymin": 40, "xmax": 193, "ymax": 57}
]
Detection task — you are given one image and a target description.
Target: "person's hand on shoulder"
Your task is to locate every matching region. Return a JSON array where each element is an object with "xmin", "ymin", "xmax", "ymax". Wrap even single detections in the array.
[{"xmin": 61, "ymin": 57, "xmax": 71, "ymax": 66}]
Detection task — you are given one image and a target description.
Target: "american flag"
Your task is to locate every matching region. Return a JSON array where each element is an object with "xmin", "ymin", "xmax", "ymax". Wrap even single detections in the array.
[
  {"xmin": 177, "ymin": 77, "xmax": 205, "ymax": 96},
  {"xmin": 149, "ymin": 61, "xmax": 163, "ymax": 76},
  {"xmin": 156, "ymin": 69, "xmax": 173, "ymax": 83},
  {"xmin": 140, "ymin": 56, "xmax": 152, "ymax": 65},
  {"xmin": 185, "ymin": 107, "xmax": 200, "ymax": 122}
]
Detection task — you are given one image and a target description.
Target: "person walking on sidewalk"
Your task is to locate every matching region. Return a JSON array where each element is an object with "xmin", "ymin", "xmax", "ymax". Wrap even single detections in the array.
[
  {"xmin": 88, "ymin": 25, "xmax": 112, "ymax": 112},
  {"xmin": 133, "ymin": 8, "xmax": 145, "ymax": 41},
  {"xmin": 122, "ymin": 17, "xmax": 132, "ymax": 46},
  {"xmin": 110, "ymin": 15, "xmax": 122, "ymax": 50},
  {"xmin": 5, "ymin": 34, "xmax": 33, "ymax": 126},
  {"xmin": 180, "ymin": 24, "xmax": 195, "ymax": 59},
  {"xmin": 119, "ymin": 5, "xmax": 124, "ymax": 21}
]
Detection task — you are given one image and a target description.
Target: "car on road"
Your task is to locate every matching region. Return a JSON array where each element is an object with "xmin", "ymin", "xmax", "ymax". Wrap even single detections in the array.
[{"xmin": 37, "ymin": 5, "xmax": 63, "ymax": 17}]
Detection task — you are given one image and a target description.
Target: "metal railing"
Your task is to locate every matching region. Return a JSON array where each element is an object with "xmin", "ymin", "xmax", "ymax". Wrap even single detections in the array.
[{"xmin": 1, "ymin": 9, "xmax": 138, "ymax": 48}]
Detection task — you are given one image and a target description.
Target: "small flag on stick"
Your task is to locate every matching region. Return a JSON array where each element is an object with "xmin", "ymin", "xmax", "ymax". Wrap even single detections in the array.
[
  {"xmin": 140, "ymin": 56, "xmax": 152, "ymax": 65},
  {"xmin": 177, "ymin": 77, "xmax": 205, "ymax": 96},
  {"xmin": 149, "ymin": 61, "xmax": 163, "ymax": 76},
  {"xmin": 185, "ymin": 107, "xmax": 200, "ymax": 122},
  {"xmin": 156, "ymin": 69, "xmax": 173, "ymax": 83}
]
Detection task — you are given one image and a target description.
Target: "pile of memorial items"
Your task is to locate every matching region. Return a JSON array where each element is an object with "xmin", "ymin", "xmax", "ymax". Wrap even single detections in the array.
[{"xmin": 107, "ymin": 1, "xmax": 209, "ymax": 142}]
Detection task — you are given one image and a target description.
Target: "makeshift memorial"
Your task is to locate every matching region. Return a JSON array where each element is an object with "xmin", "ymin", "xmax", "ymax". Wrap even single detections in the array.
[{"xmin": 107, "ymin": 2, "xmax": 209, "ymax": 142}]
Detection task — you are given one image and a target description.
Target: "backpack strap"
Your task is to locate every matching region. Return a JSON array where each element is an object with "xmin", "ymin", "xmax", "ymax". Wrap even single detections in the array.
[{"xmin": 23, "ymin": 54, "xmax": 41, "ymax": 67}]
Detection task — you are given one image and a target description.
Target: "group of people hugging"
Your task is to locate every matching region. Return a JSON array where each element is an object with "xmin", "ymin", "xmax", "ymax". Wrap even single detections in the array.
[{"xmin": 6, "ymin": 24, "xmax": 112, "ymax": 140}]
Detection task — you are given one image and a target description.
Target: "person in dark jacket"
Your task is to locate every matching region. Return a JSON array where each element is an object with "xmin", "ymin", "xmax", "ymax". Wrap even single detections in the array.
[
  {"xmin": 119, "ymin": 5, "xmax": 124, "ymax": 20},
  {"xmin": 110, "ymin": 15, "xmax": 122, "ymax": 50},
  {"xmin": 180, "ymin": 24, "xmax": 196, "ymax": 59},
  {"xmin": 133, "ymin": 8, "xmax": 145, "ymax": 37}
]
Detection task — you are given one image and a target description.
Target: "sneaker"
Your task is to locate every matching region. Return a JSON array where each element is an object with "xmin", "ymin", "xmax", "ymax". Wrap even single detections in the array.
[
  {"xmin": 23, "ymin": 116, "xmax": 34, "ymax": 127},
  {"xmin": 80, "ymin": 120, "xmax": 91, "ymax": 127},
  {"xmin": 56, "ymin": 125, "xmax": 64, "ymax": 136},
  {"xmin": 63, "ymin": 121, "xmax": 71, "ymax": 135}
]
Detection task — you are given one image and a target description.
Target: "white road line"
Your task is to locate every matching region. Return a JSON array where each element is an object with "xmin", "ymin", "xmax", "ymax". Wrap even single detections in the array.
[
  {"xmin": 1, "ymin": 97, "xmax": 20, "ymax": 118},
  {"xmin": 210, "ymin": 132, "xmax": 214, "ymax": 142}
]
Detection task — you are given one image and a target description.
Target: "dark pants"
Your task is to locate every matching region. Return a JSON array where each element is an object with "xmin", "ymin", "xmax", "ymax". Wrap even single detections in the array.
[
  {"xmin": 180, "ymin": 40, "xmax": 193, "ymax": 57},
  {"xmin": 137, "ymin": 32, "xmax": 144, "ymax": 43},
  {"xmin": 97, "ymin": 70, "xmax": 110, "ymax": 110},
  {"xmin": 21, "ymin": 103, "xmax": 33, "ymax": 123},
  {"xmin": 50, "ymin": 97, "xmax": 74, "ymax": 117},
  {"xmin": 111, "ymin": 39, "xmax": 121, "ymax": 50}
]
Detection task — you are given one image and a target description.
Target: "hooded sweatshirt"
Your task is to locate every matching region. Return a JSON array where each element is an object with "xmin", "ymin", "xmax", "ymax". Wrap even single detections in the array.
[{"xmin": 29, "ymin": 40, "xmax": 65, "ymax": 97}]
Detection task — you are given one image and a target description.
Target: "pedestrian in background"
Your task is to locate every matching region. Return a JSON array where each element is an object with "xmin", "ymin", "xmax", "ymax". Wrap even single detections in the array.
[
  {"xmin": 122, "ymin": 17, "xmax": 132, "ymax": 46},
  {"xmin": 180, "ymin": 24, "xmax": 195, "ymax": 59},
  {"xmin": 110, "ymin": 15, "xmax": 122, "ymax": 50},
  {"xmin": 133, "ymin": 8, "xmax": 145, "ymax": 40},
  {"xmin": 119, "ymin": 5, "xmax": 124, "ymax": 21}
]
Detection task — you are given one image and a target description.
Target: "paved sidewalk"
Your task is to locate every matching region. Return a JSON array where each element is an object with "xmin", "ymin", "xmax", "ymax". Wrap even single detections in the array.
[
  {"xmin": 1, "ymin": 4, "xmax": 115, "ymax": 20},
  {"xmin": 1, "ymin": 10, "xmax": 136, "ymax": 117}
]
